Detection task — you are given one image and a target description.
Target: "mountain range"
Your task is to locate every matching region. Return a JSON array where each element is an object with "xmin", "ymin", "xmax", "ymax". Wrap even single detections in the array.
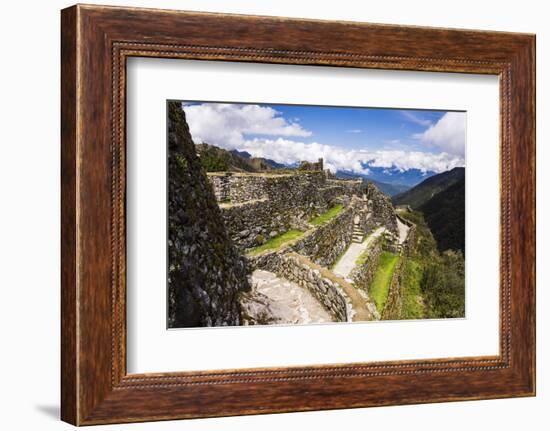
[
  {"xmin": 392, "ymin": 167, "xmax": 465, "ymax": 209},
  {"xmin": 335, "ymin": 171, "xmax": 410, "ymax": 196},
  {"xmin": 194, "ymin": 143, "xmax": 284, "ymax": 172},
  {"xmin": 358, "ymin": 166, "xmax": 436, "ymax": 188},
  {"xmin": 420, "ymin": 177, "xmax": 465, "ymax": 253},
  {"xmin": 337, "ymin": 165, "xmax": 441, "ymax": 197},
  {"xmin": 392, "ymin": 167, "xmax": 465, "ymax": 253}
]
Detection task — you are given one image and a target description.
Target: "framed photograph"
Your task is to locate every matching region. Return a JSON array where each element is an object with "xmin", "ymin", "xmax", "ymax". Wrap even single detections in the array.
[{"xmin": 61, "ymin": 4, "xmax": 535, "ymax": 425}]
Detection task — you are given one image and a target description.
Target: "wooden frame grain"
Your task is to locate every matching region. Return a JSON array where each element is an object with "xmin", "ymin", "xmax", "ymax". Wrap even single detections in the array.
[{"xmin": 61, "ymin": 4, "xmax": 536, "ymax": 426}]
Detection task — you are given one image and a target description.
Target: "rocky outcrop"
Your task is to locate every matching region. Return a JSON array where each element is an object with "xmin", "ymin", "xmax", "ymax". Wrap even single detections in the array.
[
  {"xmin": 239, "ymin": 290, "xmax": 284, "ymax": 326},
  {"xmin": 366, "ymin": 182, "xmax": 398, "ymax": 234},
  {"xmin": 167, "ymin": 102, "xmax": 250, "ymax": 328}
]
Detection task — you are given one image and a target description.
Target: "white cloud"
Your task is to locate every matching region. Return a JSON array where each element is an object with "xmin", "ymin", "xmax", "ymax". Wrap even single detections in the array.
[
  {"xmin": 182, "ymin": 103, "xmax": 312, "ymax": 149},
  {"xmin": 346, "ymin": 129, "xmax": 362, "ymax": 133},
  {"xmin": 413, "ymin": 112, "xmax": 466, "ymax": 156},
  {"xmin": 238, "ymin": 138, "xmax": 463, "ymax": 175},
  {"xmin": 182, "ymin": 102, "xmax": 464, "ymax": 175},
  {"xmin": 402, "ymin": 111, "xmax": 432, "ymax": 127}
]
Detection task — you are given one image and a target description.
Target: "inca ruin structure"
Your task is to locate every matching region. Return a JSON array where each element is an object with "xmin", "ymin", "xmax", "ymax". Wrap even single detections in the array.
[{"xmin": 168, "ymin": 101, "xmax": 416, "ymax": 327}]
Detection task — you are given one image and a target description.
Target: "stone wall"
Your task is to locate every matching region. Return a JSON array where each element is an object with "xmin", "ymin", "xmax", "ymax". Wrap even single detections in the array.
[
  {"xmin": 351, "ymin": 214, "xmax": 417, "ymax": 319},
  {"xmin": 212, "ymin": 173, "xmax": 363, "ymax": 250},
  {"xmin": 380, "ymin": 216, "xmax": 417, "ymax": 320},
  {"xmin": 248, "ymin": 251, "xmax": 351, "ymax": 321},
  {"xmin": 298, "ymin": 158, "xmax": 323, "ymax": 171},
  {"xmin": 208, "ymin": 173, "xmax": 235, "ymax": 202},
  {"xmin": 323, "ymin": 180, "xmax": 365, "ymax": 204},
  {"xmin": 208, "ymin": 172, "xmax": 269, "ymax": 203},
  {"xmin": 381, "ymin": 258, "xmax": 405, "ymax": 320},
  {"xmin": 208, "ymin": 171, "xmax": 328, "ymax": 205},
  {"xmin": 397, "ymin": 213, "xmax": 417, "ymax": 256},
  {"xmin": 349, "ymin": 234, "xmax": 385, "ymax": 292},
  {"xmin": 167, "ymin": 102, "xmax": 250, "ymax": 328},
  {"xmin": 212, "ymin": 173, "xmax": 364, "ymax": 206},
  {"xmin": 366, "ymin": 182, "xmax": 398, "ymax": 234},
  {"xmin": 357, "ymin": 210, "xmax": 377, "ymax": 238},
  {"xmin": 216, "ymin": 199, "xmax": 285, "ymax": 249},
  {"xmin": 292, "ymin": 201, "xmax": 357, "ymax": 268}
]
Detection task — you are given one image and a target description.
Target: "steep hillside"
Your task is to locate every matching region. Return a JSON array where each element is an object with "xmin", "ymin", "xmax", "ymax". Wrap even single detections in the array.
[
  {"xmin": 398, "ymin": 210, "xmax": 465, "ymax": 319},
  {"xmin": 420, "ymin": 177, "xmax": 465, "ymax": 253},
  {"xmin": 392, "ymin": 167, "xmax": 464, "ymax": 209},
  {"xmin": 195, "ymin": 143, "xmax": 283, "ymax": 172},
  {"xmin": 230, "ymin": 149, "xmax": 286, "ymax": 169},
  {"xmin": 367, "ymin": 179, "xmax": 409, "ymax": 197}
]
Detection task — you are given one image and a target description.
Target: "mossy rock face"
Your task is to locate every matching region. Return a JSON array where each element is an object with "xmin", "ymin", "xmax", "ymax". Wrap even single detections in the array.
[{"xmin": 167, "ymin": 102, "xmax": 250, "ymax": 328}]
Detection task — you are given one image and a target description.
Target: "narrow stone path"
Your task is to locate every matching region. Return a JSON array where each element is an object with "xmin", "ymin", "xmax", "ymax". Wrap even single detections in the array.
[
  {"xmin": 246, "ymin": 269, "xmax": 333, "ymax": 325},
  {"xmin": 332, "ymin": 227, "xmax": 386, "ymax": 280},
  {"xmin": 396, "ymin": 217, "xmax": 410, "ymax": 244}
]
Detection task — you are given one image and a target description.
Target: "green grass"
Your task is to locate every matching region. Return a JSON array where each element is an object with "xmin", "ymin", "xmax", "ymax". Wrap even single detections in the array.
[
  {"xmin": 355, "ymin": 233, "xmax": 386, "ymax": 267},
  {"xmin": 400, "ymin": 259, "xmax": 425, "ymax": 319},
  {"xmin": 247, "ymin": 229, "xmax": 304, "ymax": 256},
  {"xmin": 369, "ymin": 252, "xmax": 399, "ymax": 313},
  {"xmin": 355, "ymin": 236, "xmax": 379, "ymax": 267},
  {"xmin": 309, "ymin": 204, "xmax": 343, "ymax": 226},
  {"xmin": 355, "ymin": 246, "xmax": 372, "ymax": 267}
]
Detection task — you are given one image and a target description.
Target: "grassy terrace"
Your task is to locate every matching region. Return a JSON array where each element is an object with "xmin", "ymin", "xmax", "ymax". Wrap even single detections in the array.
[
  {"xmin": 246, "ymin": 229, "xmax": 304, "ymax": 256},
  {"xmin": 309, "ymin": 204, "xmax": 344, "ymax": 226},
  {"xmin": 369, "ymin": 251, "xmax": 399, "ymax": 313},
  {"xmin": 355, "ymin": 238, "xmax": 376, "ymax": 267},
  {"xmin": 400, "ymin": 259, "xmax": 425, "ymax": 319}
]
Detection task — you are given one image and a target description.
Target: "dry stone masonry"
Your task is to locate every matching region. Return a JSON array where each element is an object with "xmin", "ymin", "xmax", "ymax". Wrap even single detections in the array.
[
  {"xmin": 349, "ymin": 234, "xmax": 385, "ymax": 292},
  {"xmin": 167, "ymin": 102, "xmax": 250, "ymax": 328},
  {"xmin": 365, "ymin": 182, "xmax": 399, "ymax": 235},
  {"xmin": 292, "ymin": 198, "xmax": 357, "ymax": 268},
  {"xmin": 209, "ymin": 171, "xmax": 364, "ymax": 249}
]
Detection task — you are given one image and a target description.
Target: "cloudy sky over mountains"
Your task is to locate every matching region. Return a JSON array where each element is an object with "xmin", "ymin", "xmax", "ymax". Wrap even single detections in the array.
[{"xmin": 181, "ymin": 101, "xmax": 466, "ymax": 176}]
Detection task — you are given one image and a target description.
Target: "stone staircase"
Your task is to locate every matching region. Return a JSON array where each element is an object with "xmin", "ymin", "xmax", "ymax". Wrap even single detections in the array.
[{"xmin": 352, "ymin": 220, "xmax": 365, "ymax": 243}]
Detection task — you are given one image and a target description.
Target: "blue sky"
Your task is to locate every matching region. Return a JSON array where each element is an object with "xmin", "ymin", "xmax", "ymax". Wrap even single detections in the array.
[
  {"xmin": 181, "ymin": 101, "xmax": 466, "ymax": 175},
  {"xmin": 258, "ymin": 104, "xmax": 446, "ymax": 152}
]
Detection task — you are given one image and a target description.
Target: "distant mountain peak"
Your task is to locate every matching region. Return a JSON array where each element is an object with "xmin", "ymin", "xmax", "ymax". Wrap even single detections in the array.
[
  {"xmin": 229, "ymin": 149, "xmax": 252, "ymax": 159},
  {"xmin": 359, "ymin": 164, "xmax": 438, "ymax": 187},
  {"xmin": 335, "ymin": 170, "xmax": 410, "ymax": 197}
]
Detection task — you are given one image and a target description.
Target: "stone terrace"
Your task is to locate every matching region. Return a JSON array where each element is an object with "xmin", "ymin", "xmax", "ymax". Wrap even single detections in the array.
[
  {"xmin": 206, "ymin": 169, "xmax": 410, "ymax": 324},
  {"xmin": 208, "ymin": 171, "xmax": 364, "ymax": 249}
]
